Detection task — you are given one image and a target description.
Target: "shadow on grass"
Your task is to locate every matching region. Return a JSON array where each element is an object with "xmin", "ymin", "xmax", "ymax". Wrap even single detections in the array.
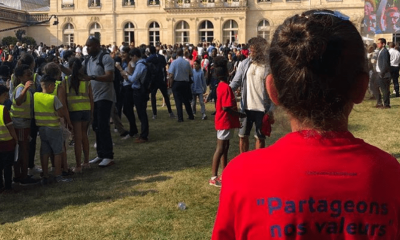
[
  {"xmin": 0, "ymin": 174, "xmax": 170, "ymax": 224},
  {"xmin": 391, "ymin": 153, "xmax": 400, "ymax": 159}
]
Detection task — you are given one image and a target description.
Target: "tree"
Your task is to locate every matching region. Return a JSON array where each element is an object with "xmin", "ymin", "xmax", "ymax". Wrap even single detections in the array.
[
  {"xmin": 15, "ymin": 29, "xmax": 26, "ymax": 41},
  {"xmin": 1, "ymin": 36, "xmax": 18, "ymax": 46},
  {"xmin": 22, "ymin": 36, "xmax": 36, "ymax": 46}
]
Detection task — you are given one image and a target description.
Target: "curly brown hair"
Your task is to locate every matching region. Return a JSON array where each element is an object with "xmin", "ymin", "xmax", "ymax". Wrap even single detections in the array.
[{"xmin": 248, "ymin": 36, "xmax": 269, "ymax": 65}]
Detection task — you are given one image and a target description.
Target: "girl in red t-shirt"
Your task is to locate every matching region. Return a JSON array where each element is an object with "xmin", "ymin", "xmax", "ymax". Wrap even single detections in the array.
[{"xmin": 209, "ymin": 56, "xmax": 245, "ymax": 187}]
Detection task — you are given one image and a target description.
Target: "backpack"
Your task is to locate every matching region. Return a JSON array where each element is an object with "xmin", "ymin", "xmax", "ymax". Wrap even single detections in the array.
[
  {"xmin": 137, "ymin": 61, "xmax": 157, "ymax": 99},
  {"xmin": 83, "ymin": 51, "xmax": 108, "ymax": 75}
]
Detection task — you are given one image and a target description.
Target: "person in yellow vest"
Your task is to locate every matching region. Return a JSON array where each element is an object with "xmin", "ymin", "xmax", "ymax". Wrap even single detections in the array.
[
  {"xmin": 35, "ymin": 75, "xmax": 73, "ymax": 184},
  {"xmin": 42, "ymin": 62, "xmax": 74, "ymax": 176},
  {"xmin": 0, "ymin": 85, "xmax": 18, "ymax": 193},
  {"xmin": 10, "ymin": 64, "xmax": 40, "ymax": 185},
  {"xmin": 64, "ymin": 58, "xmax": 94, "ymax": 173},
  {"xmin": 9, "ymin": 53, "xmax": 43, "ymax": 177}
]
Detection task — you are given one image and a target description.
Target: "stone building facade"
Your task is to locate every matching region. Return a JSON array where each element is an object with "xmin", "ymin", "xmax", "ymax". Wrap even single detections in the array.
[{"xmin": 0, "ymin": 0, "xmax": 365, "ymax": 46}]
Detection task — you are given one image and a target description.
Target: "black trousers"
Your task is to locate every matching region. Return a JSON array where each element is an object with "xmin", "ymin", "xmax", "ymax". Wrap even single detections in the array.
[
  {"xmin": 0, "ymin": 150, "xmax": 14, "ymax": 189},
  {"xmin": 151, "ymin": 80, "xmax": 172, "ymax": 116},
  {"xmin": 122, "ymin": 86, "xmax": 138, "ymax": 136},
  {"xmin": 172, "ymin": 81, "xmax": 194, "ymax": 121},
  {"xmin": 390, "ymin": 66, "xmax": 399, "ymax": 96},
  {"xmin": 28, "ymin": 118, "xmax": 38, "ymax": 169},
  {"xmin": 377, "ymin": 76, "xmax": 391, "ymax": 107},
  {"xmin": 133, "ymin": 89, "xmax": 149, "ymax": 140},
  {"xmin": 92, "ymin": 100, "xmax": 114, "ymax": 159}
]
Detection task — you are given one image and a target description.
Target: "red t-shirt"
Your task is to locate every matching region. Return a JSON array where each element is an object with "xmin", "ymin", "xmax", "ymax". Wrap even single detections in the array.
[
  {"xmin": 215, "ymin": 81, "xmax": 240, "ymax": 130},
  {"xmin": 0, "ymin": 107, "xmax": 16, "ymax": 152},
  {"xmin": 212, "ymin": 130, "xmax": 400, "ymax": 239}
]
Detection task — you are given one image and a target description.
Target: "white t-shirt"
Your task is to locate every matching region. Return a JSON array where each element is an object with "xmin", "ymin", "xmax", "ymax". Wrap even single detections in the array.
[{"xmin": 245, "ymin": 63, "xmax": 267, "ymax": 112}]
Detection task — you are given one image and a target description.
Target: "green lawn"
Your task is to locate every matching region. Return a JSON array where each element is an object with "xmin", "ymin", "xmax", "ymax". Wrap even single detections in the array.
[{"xmin": 0, "ymin": 92, "xmax": 399, "ymax": 240}]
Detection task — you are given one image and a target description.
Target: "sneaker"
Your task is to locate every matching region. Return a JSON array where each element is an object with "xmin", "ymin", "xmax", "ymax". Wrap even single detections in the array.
[
  {"xmin": 93, "ymin": 142, "xmax": 97, "ymax": 148},
  {"xmin": 55, "ymin": 175, "xmax": 73, "ymax": 183},
  {"xmin": 121, "ymin": 134, "xmax": 132, "ymax": 140},
  {"xmin": 152, "ymin": 115, "xmax": 157, "ymax": 120},
  {"xmin": 20, "ymin": 177, "xmax": 40, "ymax": 186},
  {"xmin": 114, "ymin": 128, "xmax": 118, "ymax": 133},
  {"xmin": 41, "ymin": 177, "xmax": 49, "ymax": 185},
  {"xmin": 209, "ymin": 176, "xmax": 221, "ymax": 187},
  {"xmin": 98, "ymin": 158, "xmax": 115, "ymax": 167},
  {"xmin": 29, "ymin": 166, "xmax": 43, "ymax": 175},
  {"xmin": 135, "ymin": 138, "xmax": 148, "ymax": 143},
  {"xmin": 169, "ymin": 112, "xmax": 176, "ymax": 118},
  {"xmin": 89, "ymin": 157, "xmax": 103, "ymax": 164},
  {"xmin": 202, "ymin": 114, "xmax": 207, "ymax": 120}
]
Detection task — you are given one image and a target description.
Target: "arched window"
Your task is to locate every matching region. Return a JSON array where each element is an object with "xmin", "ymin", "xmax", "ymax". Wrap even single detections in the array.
[
  {"xmin": 89, "ymin": 22, "xmax": 101, "ymax": 41},
  {"xmin": 149, "ymin": 22, "xmax": 160, "ymax": 46},
  {"xmin": 222, "ymin": 20, "xmax": 238, "ymax": 44},
  {"xmin": 63, "ymin": 23, "xmax": 74, "ymax": 46},
  {"xmin": 124, "ymin": 22, "xmax": 135, "ymax": 45},
  {"xmin": 175, "ymin": 21, "xmax": 190, "ymax": 44},
  {"xmin": 199, "ymin": 20, "xmax": 214, "ymax": 43},
  {"xmin": 257, "ymin": 19, "xmax": 270, "ymax": 40}
]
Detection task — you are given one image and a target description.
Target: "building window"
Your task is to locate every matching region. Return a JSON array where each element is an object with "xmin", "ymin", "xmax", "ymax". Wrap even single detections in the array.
[
  {"xmin": 88, "ymin": 0, "xmax": 101, "ymax": 7},
  {"xmin": 257, "ymin": 19, "xmax": 270, "ymax": 40},
  {"xmin": 89, "ymin": 22, "xmax": 101, "ymax": 41},
  {"xmin": 222, "ymin": 20, "xmax": 238, "ymax": 44},
  {"xmin": 199, "ymin": 20, "xmax": 214, "ymax": 43},
  {"xmin": 123, "ymin": 0, "xmax": 135, "ymax": 5},
  {"xmin": 62, "ymin": 0, "xmax": 74, "ymax": 8},
  {"xmin": 149, "ymin": 22, "xmax": 160, "ymax": 46},
  {"xmin": 148, "ymin": 0, "xmax": 160, "ymax": 5},
  {"xmin": 175, "ymin": 21, "xmax": 190, "ymax": 44},
  {"xmin": 64, "ymin": 23, "xmax": 74, "ymax": 46},
  {"xmin": 124, "ymin": 22, "xmax": 135, "ymax": 45},
  {"xmin": 257, "ymin": 0, "xmax": 270, "ymax": 2}
]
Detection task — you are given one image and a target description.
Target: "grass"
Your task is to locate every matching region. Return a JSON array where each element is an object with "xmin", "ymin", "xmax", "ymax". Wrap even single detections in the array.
[{"xmin": 0, "ymin": 91, "xmax": 400, "ymax": 240}]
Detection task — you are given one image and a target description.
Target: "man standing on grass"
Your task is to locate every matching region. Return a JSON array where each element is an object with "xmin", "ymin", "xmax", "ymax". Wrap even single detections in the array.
[
  {"xmin": 83, "ymin": 37, "xmax": 116, "ymax": 167},
  {"xmin": 168, "ymin": 48, "xmax": 194, "ymax": 122},
  {"xmin": 389, "ymin": 42, "xmax": 400, "ymax": 97},
  {"xmin": 375, "ymin": 38, "xmax": 391, "ymax": 108}
]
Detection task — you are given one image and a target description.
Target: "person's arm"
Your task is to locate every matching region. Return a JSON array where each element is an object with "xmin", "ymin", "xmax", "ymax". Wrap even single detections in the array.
[
  {"xmin": 15, "ymin": 82, "xmax": 33, "ymax": 106},
  {"xmin": 57, "ymin": 84, "xmax": 72, "ymax": 129},
  {"xmin": 127, "ymin": 62, "xmax": 145, "ymax": 84},
  {"xmin": 201, "ymin": 71, "xmax": 207, "ymax": 94},
  {"xmin": 54, "ymin": 96, "xmax": 73, "ymax": 131},
  {"xmin": 229, "ymin": 60, "xmax": 246, "ymax": 91},
  {"xmin": 4, "ymin": 109, "xmax": 17, "ymax": 142},
  {"xmin": 223, "ymin": 106, "xmax": 246, "ymax": 118},
  {"xmin": 88, "ymin": 83, "xmax": 94, "ymax": 123}
]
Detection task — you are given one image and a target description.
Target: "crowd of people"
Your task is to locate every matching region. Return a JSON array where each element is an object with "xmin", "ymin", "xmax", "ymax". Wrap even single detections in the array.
[
  {"xmin": 1, "ymin": 8, "xmax": 400, "ymax": 238},
  {"xmin": 0, "ymin": 34, "xmax": 265, "ymax": 192}
]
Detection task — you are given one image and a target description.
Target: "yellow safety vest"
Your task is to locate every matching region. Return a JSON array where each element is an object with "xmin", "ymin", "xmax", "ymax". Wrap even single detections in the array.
[
  {"xmin": 65, "ymin": 78, "xmax": 91, "ymax": 112},
  {"xmin": 34, "ymin": 92, "xmax": 60, "ymax": 127},
  {"xmin": 10, "ymin": 83, "xmax": 32, "ymax": 119},
  {"xmin": 0, "ymin": 105, "xmax": 13, "ymax": 141},
  {"xmin": 51, "ymin": 81, "xmax": 62, "ymax": 96}
]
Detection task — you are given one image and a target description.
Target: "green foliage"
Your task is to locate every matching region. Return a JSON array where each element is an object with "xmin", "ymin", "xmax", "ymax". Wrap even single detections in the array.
[
  {"xmin": 15, "ymin": 29, "xmax": 26, "ymax": 41},
  {"xmin": 22, "ymin": 36, "xmax": 37, "ymax": 46},
  {"xmin": 1, "ymin": 36, "xmax": 18, "ymax": 46}
]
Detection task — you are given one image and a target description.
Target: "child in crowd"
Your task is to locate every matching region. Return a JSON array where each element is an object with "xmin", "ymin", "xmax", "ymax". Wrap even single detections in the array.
[
  {"xmin": 191, "ymin": 59, "xmax": 207, "ymax": 120},
  {"xmin": 10, "ymin": 64, "xmax": 38, "ymax": 185},
  {"xmin": 64, "ymin": 57, "xmax": 93, "ymax": 173},
  {"xmin": 34, "ymin": 75, "xmax": 73, "ymax": 184},
  {"xmin": 212, "ymin": 10, "xmax": 400, "ymax": 239},
  {"xmin": 43, "ymin": 62, "xmax": 73, "ymax": 175},
  {"xmin": 209, "ymin": 56, "xmax": 245, "ymax": 187},
  {"xmin": 0, "ymin": 85, "xmax": 17, "ymax": 193}
]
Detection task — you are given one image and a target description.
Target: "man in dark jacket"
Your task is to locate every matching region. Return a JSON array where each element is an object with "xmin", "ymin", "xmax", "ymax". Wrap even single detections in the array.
[{"xmin": 376, "ymin": 38, "xmax": 391, "ymax": 108}]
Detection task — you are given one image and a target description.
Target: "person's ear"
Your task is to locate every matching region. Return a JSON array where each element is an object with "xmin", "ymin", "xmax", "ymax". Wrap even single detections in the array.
[
  {"xmin": 266, "ymin": 74, "xmax": 279, "ymax": 106},
  {"xmin": 352, "ymin": 72, "xmax": 369, "ymax": 104}
]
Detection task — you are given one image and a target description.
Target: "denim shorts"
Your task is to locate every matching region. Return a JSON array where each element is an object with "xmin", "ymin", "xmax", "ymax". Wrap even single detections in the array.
[
  {"xmin": 70, "ymin": 110, "xmax": 91, "ymax": 122},
  {"xmin": 39, "ymin": 127, "xmax": 64, "ymax": 155}
]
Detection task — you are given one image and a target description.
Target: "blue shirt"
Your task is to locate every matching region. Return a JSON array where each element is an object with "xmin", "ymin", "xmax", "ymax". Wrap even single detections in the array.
[
  {"xmin": 127, "ymin": 59, "xmax": 147, "ymax": 89},
  {"xmin": 121, "ymin": 61, "xmax": 131, "ymax": 87},
  {"xmin": 168, "ymin": 57, "xmax": 192, "ymax": 82},
  {"xmin": 191, "ymin": 69, "xmax": 206, "ymax": 94}
]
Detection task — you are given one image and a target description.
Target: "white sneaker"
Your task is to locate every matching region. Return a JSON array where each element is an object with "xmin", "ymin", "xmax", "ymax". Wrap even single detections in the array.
[
  {"xmin": 121, "ymin": 134, "xmax": 131, "ymax": 140},
  {"xmin": 93, "ymin": 142, "xmax": 97, "ymax": 148},
  {"xmin": 202, "ymin": 114, "xmax": 207, "ymax": 120},
  {"xmin": 29, "ymin": 166, "xmax": 43, "ymax": 175},
  {"xmin": 98, "ymin": 158, "xmax": 115, "ymax": 167},
  {"xmin": 114, "ymin": 128, "xmax": 118, "ymax": 133},
  {"xmin": 89, "ymin": 157, "xmax": 103, "ymax": 164}
]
